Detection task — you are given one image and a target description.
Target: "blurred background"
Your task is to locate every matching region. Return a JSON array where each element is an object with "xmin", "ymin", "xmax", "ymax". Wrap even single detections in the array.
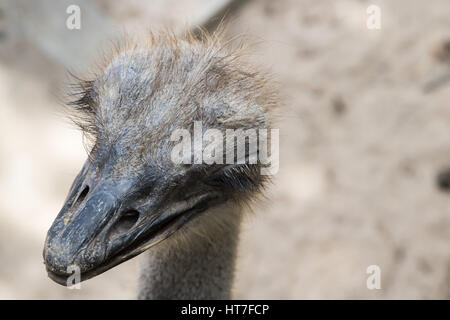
[{"xmin": 1, "ymin": 0, "xmax": 450, "ymax": 299}]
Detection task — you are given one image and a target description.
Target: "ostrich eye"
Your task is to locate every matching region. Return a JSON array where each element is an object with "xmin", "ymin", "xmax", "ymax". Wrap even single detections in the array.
[{"xmin": 208, "ymin": 164, "xmax": 263, "ymax": 193}]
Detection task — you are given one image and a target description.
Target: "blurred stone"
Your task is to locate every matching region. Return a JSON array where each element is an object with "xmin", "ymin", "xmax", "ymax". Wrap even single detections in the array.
[
  {"xmin": 437, "ymin": 168, "xmax": 450, "ymax": 191},
  {"xmin": 432, "ymin": 38, "xmax": 450, "ymax": 64}
]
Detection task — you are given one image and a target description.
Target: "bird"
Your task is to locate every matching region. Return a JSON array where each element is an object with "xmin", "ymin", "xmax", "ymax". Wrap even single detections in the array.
[{"xmin": 43, "ymin": 29, "xmax": 277, "ymax": 299}]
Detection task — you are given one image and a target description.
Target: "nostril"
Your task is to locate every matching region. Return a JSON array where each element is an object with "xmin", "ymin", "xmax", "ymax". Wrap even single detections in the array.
[
  {"xmin": 74, "ymin": 186, "xmax": 89, "ymax": 206},
  {"xmin": 110, "ymin": 210, "xmax": 140, "ymax": 238}
]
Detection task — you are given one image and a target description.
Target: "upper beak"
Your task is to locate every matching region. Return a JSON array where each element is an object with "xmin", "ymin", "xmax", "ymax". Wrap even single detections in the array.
[{"xmin": 43, "ymin": 159, "xmax": 218, "ymax": 286}]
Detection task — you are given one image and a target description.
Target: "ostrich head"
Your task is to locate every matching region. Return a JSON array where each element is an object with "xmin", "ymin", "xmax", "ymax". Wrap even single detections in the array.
[{"xmin": 43, "ymin": 31, "xmax": 277, "ymax": 285}]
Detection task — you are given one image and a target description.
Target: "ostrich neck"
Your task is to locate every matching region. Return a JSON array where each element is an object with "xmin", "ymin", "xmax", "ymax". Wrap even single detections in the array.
[{"xmin": 137, "ymin": 203, "xmax": 242, "ymax": 299}]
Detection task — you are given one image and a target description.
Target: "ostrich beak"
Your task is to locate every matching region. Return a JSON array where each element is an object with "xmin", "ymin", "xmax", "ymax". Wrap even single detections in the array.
[{"xmin": 43, "ymin": 160, "xmax": 218, "ymax": 286}]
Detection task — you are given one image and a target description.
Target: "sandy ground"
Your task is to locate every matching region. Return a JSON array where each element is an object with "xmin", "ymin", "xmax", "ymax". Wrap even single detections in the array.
[{"xmin": 1, "ymin": 0, "xmax": 450, "ymax": 299}]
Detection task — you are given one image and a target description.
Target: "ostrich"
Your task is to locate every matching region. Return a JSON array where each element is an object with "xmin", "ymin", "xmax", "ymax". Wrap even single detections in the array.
[{"xmin": 43, "ymin": 30, "xmax": 277, "ymax": 299}]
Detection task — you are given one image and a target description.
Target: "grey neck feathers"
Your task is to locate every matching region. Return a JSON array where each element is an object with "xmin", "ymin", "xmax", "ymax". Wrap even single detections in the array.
[{"xmin": 137, "ymin": 202, "xmax": 242, "ymax": 299}]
